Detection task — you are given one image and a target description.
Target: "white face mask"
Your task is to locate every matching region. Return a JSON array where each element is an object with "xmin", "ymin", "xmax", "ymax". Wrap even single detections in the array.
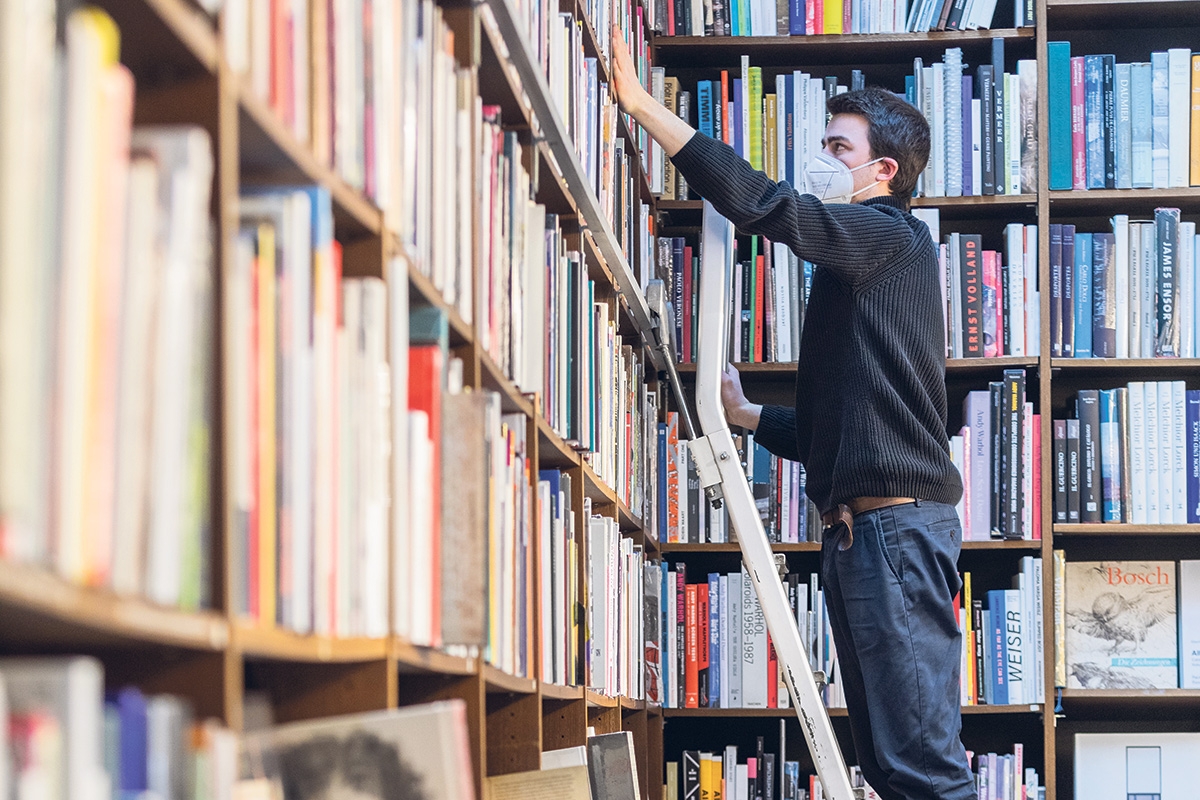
[{"xmin": 803, "ymin": 153, "xmax": 886, "ymax": 204}]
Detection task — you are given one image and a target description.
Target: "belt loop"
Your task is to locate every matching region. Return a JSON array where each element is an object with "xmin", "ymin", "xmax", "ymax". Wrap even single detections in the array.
[
  {"xmin": 914, "ymin": 498, "xmax": 922, "ymax": 508},
  {"xmin": 837, "ymin": 504, "xmax": 854, "ymax": 551}
]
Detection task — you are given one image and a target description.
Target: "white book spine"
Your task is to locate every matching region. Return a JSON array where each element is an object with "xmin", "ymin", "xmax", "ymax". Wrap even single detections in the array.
[
  {"xmin": 931, "ymin": 62, "xmax": 946, "ymax": 197},
  {"xmin": 1004, "ymin": 587, "xmax": 1025, "ymax": 705},
  {"xmin": 1026, "ymin": 225, "xmax": 1040, "ymax": 357},
  {"xmin": 741, "ymin": 565, "xmax": 768, "ymax": 708},
  {"xmin": 729, "ymin": 568, "xmax": 743, "ymax": 707},
  {"xmin": 1158, "ymin": 381, "xmax": 1175, "ymax": 525},
  {"xmin": 773, "ymin": 242, "xmax": 791, "ymax": 362},
  {"xmin": 1168, "ymin": 48, "xmax": 1192, "ymax": 187},
  {"xmin": 945, "ymin": 48, "xmax": 964, "ymax": 198},
  {"xmin": 1113, "ymin": 214, "xmax": 1130, "ymax": 358},
  {"xmin": 1033, "ymin": 556, "xmax": 1045, "ymax": 703},
  {"xmin": 1130, "ymin": 222, "xmax": 1143, "ymax": 358},
  {"xmin": 1129, "ymin": 381, "xmax": 1148, "ymax": 524},
  {"xmin": 1008, "ymin": 72, "xmax": 1022, "ymax": 195},
  {"xmin": 1181, "ymin": 223, "xmax": 1196, "ymax": 358},
  {"xmin": 1145, "ymin": 381, "xmax": 1161, "ymax": 524},
  {"xmin": 1006, "ymin": 223, "xmax": 1026, "ymax": 356},
  {"xmin": 1181, "ymin": 560, "xmax": 1200, "ymax": 688}
]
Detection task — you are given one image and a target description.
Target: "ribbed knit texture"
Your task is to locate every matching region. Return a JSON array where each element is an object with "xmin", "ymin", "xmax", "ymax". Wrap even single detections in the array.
[{"xmin": 671, "ymin": 132, "xmax": 963, "ymax": 512}]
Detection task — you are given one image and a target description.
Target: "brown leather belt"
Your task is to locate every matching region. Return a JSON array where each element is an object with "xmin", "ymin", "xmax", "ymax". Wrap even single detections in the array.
[{"xmin": 820, "ymin": 496, "xmax": 916, "ymax": 550}]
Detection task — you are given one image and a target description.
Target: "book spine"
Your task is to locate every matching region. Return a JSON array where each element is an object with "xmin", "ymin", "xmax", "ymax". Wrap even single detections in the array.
[
  {"xmin": 1156, "ymin": 207, "xmax": 1181, "ymax": 357},
  {"xmin": 1078, "ymin": 389, "xmax": 1102, "ymax": 523},
  {"xmin": 1048, "ymin": 44, "xmax": 1073, "ymax": 189},
  {"xmin": 1054, "ymin": 419, "xmax": 1068, "ymax": 523},
  {"xmin": 1116, "ymin": 62, "xmax": 1133, "ymax": 189},
  {"xmin": 1071, "ymin": 57, "xmax": 1087, "ymax": 190},
  {"xmin": 1084, "ymin": 55, "xmax": 1105, "ymax": 190},
  {"xmin": 1132, "ymin": 62, "xmax": 1154, "ymax": 187}
]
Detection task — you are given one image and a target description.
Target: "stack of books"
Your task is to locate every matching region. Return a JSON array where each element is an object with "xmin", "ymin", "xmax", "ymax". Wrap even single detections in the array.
[
  {"xmin": 1047, "ymin": 45, "xmax": 1200, "ymax": 191},
  {"xmin": 1049, "ymin": 212, "xmax": 1198, "ymax": 360},
  {"xmin": 1051, "ymin": 384, "xmax": 1200, "ymax": 525},
  {"xmin": 958, "ymin": 561, "xmax": 1046, "ymax": 707},
  {"xmin": 0, "ymin": 7, "xmax": 216, "ymax": 612}
]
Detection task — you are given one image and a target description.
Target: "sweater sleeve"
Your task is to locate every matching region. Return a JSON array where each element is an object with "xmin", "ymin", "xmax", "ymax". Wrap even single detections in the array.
[
  {"xmin": 751, "ymin": 404, "xmax": 801, "ymax": 462},
  {"xmin": 670, "ymin": 132, "xmax": 913, "ymax": 288}
]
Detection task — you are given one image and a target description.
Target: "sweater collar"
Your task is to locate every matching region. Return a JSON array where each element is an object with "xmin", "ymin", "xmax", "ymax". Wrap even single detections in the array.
[{"xmin": 859, "ymin": 194, "xmax": 910, "ymax": 211}]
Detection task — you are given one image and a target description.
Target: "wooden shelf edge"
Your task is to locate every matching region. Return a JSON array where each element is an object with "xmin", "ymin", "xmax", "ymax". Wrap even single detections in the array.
[
  {"xmin": 1061, "ymin": 689, "xmax": 1200, "ymax": 701},
  {"xmin": 142, "ymin": 0, "xmax": 221, "ymax": 73},
  {"xmin": 393, "ymin": 639, "xmax": 478, "ymax": 675},
  {"xmin": 961, "ymin": 540, "xmax": 1043, "ymax": 550},
  {"xmin": 651, "ymin": 28, "xmax": 1035, "ymax": 48},
  {"xmin": 1053, "ymin": 524, "xmax": 1200, "ymax": 535},
  {"xmin": 1050, "ymin": 357, "xmax": 1200, "ymax": 370},
  {"xmin": 587, "ymin": 690, "xmax": 620, "ymax": 708},
  {"xmin": 234, "ymin": 622, "xmax": 389, "ymax": 662},
  {"xmin": 661, "ymin": 703, "xmax": 1040, "ymax": 717},
  {"xmin": 660, "ymin": 542, "xmax": 821, "ymax": 553},
  {"xmin": 0, "ymin": 559, "xmax": 228, "ymax": 651},
  {"xmin": 483, "ymin": 663, "xmax": 538, "ymax": 694},
  {"xmin": 539, "ymin": 682, "xmax": 586, "ymax": 701}
]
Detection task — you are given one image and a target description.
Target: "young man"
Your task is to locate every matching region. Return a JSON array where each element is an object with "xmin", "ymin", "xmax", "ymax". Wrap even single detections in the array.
[{"xmin": 610, "ymin": 30, "xmax": 974, "ymax": 800}]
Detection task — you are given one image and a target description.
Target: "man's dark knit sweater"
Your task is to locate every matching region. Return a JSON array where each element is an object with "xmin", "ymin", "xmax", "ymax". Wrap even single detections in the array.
[{"xmin": 671, "ymin": 132, "xmax": 963, "ymax": 513}]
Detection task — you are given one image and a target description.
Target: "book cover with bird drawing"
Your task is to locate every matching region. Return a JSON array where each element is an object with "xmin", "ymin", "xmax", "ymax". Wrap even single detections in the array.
[{"xmin": 1065, "ymin": 561, "xmax": 1178, "ymax": 689}]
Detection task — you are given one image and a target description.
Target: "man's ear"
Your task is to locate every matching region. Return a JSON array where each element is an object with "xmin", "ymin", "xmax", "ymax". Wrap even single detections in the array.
[{"xmin": 875, "ymin": 157, "xmax": 899, "ymax": 183}]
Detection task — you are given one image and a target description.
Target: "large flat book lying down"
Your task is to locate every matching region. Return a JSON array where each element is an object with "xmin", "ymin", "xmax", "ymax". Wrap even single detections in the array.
[{"xmin": 237, "ymin": 700, "xmax": 475, "ymax": 800}]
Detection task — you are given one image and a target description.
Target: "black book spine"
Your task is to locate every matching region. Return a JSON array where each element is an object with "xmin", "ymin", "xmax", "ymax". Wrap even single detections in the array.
[
  {"xmin": 1061, "ymin": 224, "xmax": 1076, "ymax": 357},
  {"xmin": 1103, "ymin": 54, "xmax": 1117, "ymax": 189},
  {"xmin": 1003, "ymin": 369, "xmax": 1025, "ymax": 539},
  {"xmin": 972, "ymin": 600, "xmax": 987, "ymax": 702},
  {"xmin": 683, "ymin": 750, "xmax": 700, "ymax": 800},
  {"xmin": 1077, "ymin": 389, "xmax": 1102, "ymax": 523},
  {"xmin": 1066, "ymin": 419, "xmax": 1081, "ymax": 523},
  {"xmin": 756, "ymin": 736, "xmax": 766, "ymax": 800},
  {"xmin": 1054, "ymin": 419, "xmax": 1068, "ymax": 523},
  {"xmin": 1001, "ymin": 262, "xmax": 1012, "ymax": 356},
  {"xmin": 992, "ymin": 38, "xmax": 1007, "ymax": 194},
  {"xmin": 989, "ymin": 381, "xmax": 1003, "ymax": 537},
  {"xmin": 1155, "ymin": 207, "xmax": 1180, "ymax": 357}
]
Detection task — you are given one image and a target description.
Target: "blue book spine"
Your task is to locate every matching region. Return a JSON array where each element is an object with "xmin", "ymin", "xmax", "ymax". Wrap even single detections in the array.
[
  {"xmin": 1152, "ymin": 51, "xmax": 1170, "ymax": 188},
  {"xmin": 1100, "ymin": 389, "xmax": 1123, "ymax": 522},
  {"xmin": 784, "ymin": 75, "xmax": 795, "ymax": 187},
  {"xmin": 1131, "ymin": 62, "xmax": 1153, "ymax": 187},
  {"xmin": 708, "ymin": 574, "xmax": 721, "ymax": 707},
  {"xmin": 698, "ymin": 81, "xmax": 714, "ymax": 139},
  {"xmin": 1084, "ymin": 55, "xmax": 1106, "ymax": 190},
  {"xmin": 906, "ymin": 74, "xmax": 916, "ymax": 107},
  {"xmin": 987, "ymin": 590, "xmax": 1010, "ymax": 705},
  {"xmin": 1188, "ymin": 390, "xmax": 1200, "ymax": 523},
  {"xmin": 110, "ymin": 687, "xmax": 149, "ymax": 793},
  {"xmin": 1074, "ymin": 232, "xmax": 1093, "ymax": 357},
  {"xmin": 1115, "ymin": 62, "xmax": 1133, "ymax": 189},
  {"xmin": 733, "ymin": 79, "xmax": 744, "ymax": 158},
  {"xmin": 1048, "ymin": 41, "xmax": 1073, "ymax": 189},
  {"xmin": 789, "ymin": 0, "xmax": 805, "ymax": 34},
  {"xmin": 731, "ymin": 0, "xmax": 740, "ymax": 36}
]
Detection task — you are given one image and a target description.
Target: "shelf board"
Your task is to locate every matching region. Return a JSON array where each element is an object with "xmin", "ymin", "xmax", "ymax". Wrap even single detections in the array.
[
  {"xmin": 1050, "ymin": 358, "xmax": 1200, "ymax": 372},
  {"xmin": 650, "ymin": 28, "xmax": 1035, "ymax": 66},
  {"xmin": 540, "ymin": 682, "xmax": 586, "ymax": 701},
  {"xmin": 676, "ymin": 357, "xmax": 1039, "ymax": 377},
  {"xmin": 1059, "ymin": 689, "xmax": 1200, "ymax": 718},
  {"xmin": 660, "ymin": 542, "xmax": 820, "ymax": 553},
  {"xmin": 100, "ymin": 0, "xmax": 219, "ymax": 78},
  {"xmin": 961, "ymin": 540, "xmax": 1043, "ymax": 550},
  {"xmin": 478, "ymin": 350, "xmax": 536, "ymax": 418},
  {"xmin": 661, "ymin": 703, "xmax": 1040, "ymax": 718},
  {"xmin": 587, "ymin": 690, "xmax": 620, "ymax": 708},
  {"xmin": 0, "ymin": 560, "xmax": 228, "ymax": 652},
  {"xmin": 401, "ymin": 246, "xmax": 474, "ymax": 346},
  {"xmin": 1046, "ymin": 0, "xmax": 1200, "ymax": 27},
  {"xmin": 911, "ymin": 193, "xmax": 1038, "ymax": 208},
  {"xmin": 535, "ymin": 416, "xmax": 582, "ymax": 469},
  {"xmin": 621, "ymin": 696, "xmax": 647, "ymax": 710},
  {"xmin": 235, "ymin": 623, "xmax": 389, "ymax": 663},
  {"xmin": 1053, "ymin": 524, "xmax": 1200, "ymax": 536},
  {"xmin": 237, "ymin": 82, "xmax": 383, "ymax": 241},
  {"xmin": 1048, "ymin": 186, "xmax": 1200, "ymax": 211},
  {"xmin": 393, "ymin": 639, "xmax": 478, "ymax": 675},
  {"xmin": 484, "ymin": 664, "xmax": 539, "ymax": 694}
]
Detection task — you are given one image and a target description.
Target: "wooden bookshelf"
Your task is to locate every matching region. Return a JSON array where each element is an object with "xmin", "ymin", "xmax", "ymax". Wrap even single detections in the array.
[
  {"xmin": 1, "ymin": 0, "xmax": 678, "ymax": 794},
  {"xmin": 663, "ymin": 704, "xmax": 1043, "ymax": 718}
]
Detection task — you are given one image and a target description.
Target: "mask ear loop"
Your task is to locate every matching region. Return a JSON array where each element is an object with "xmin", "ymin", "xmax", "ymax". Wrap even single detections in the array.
[{"xmin": 845, "ymin": 157, "xmax": 888, "ymax": 199}]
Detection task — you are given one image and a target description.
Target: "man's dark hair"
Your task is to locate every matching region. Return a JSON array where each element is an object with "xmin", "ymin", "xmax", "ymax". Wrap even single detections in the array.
[{"xmin": 826, "ymin": 87, "xmax": 930, "ymax": 203}]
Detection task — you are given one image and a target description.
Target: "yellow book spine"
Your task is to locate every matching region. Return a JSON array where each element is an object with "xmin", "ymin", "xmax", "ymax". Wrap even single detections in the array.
[
  {"xmin": 712, "ymin": 756, "xmax": 723, "ymax": 800},
  {"xmin": 1191, "ymin": 55, "xmax": 1200, "ymax": 186},
  {"xmin": 748, "ymin": 68, "xmax": 763, "ymax": 171},
  {"xmin": 257, "ymin": 223, "xmax": 277, "ymax": 626},
  {"xmin": 963, "ymin": 571, "xmax": 974, "ymax": 705},
  {"xmin": 824, "ymin": 0, "xmax": 844, "ymax": 35},
  {"xmin": 699, "ymin": 753, "xmax": 712, "ymax": 800},
  {"xmin": 765, "ymin": 95, "xmax": 777, "ymax": 181}
]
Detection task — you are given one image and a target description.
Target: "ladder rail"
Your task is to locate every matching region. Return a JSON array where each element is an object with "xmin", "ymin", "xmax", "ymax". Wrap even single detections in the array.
[{"xmin": 691, "ymin": 200, "xmax": 857, "ymax": 800}]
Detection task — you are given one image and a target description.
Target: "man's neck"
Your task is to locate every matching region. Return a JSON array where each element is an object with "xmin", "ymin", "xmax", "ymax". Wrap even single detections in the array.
[{"xmin": 853, "ymin": 182, "xmax": 893, "ymax": 203}]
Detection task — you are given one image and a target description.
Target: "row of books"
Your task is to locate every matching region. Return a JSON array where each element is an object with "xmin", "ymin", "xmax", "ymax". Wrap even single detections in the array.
[
  {"xmin": 228, "ymin": 189, "xmax": 390, "ymax": 637},
  {"xmin": 915, "ymin": 213, "xmax": 1042, "ymax": 359},
  {"xmin": 911, "ymin": 43, "xmax": 1037, "ymax": 198},
  {"xmin": 1050, "ymin": 213, "xmax": 1199, "ymax": 360},
  {"xmin": 967, "ymin": 748, "xmax": 1042, "ymax": 800},
  {"xmin": 1050, "ymin": 384, "xmax": 1200, "ymax": 526},
  {"xmin": 647, "ymin": 0, "xmax": 1023, "ymax": 38},
  {"xmin": 1058, "ymin": 559, "xmax": 1200, "ymax": 690},
  {"xmin": 1047, "ymin": 45, "xmax": 1200, "ymax": 191},
  {"xmin": 958, "ymin": 560, "xmax": 1046, "ymax": 707},
  {"xmin": 586, "ymin": 511, "xmax": 651, "ymax": 698},
  {"xmin": 949, "ymin": 372, "xmax": 1042, "ymax": 541},
  {"xmin": 666, "ymin": 738, "xmax": 886, "ymax": 800},
  {"xmin": 657, "ymin": 565, "xmax": 844, "ymax": 710},
  {"xmin": 0, "ymin": 657, "xmax": 236, "ymax": 800},
  {"xmin": 0, "ymin": 7, "xmax": 216, "ymax": 611}
]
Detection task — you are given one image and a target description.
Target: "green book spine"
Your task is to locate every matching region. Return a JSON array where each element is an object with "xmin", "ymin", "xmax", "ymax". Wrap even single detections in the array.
[{"xmin": 749, "ymin": 67, "xmax": 764, "ymax": 171}]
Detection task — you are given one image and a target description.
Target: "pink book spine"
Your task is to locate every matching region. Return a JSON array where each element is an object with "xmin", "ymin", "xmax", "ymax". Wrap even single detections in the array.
[{"xmin": 1071, "ymin": 57, "xmax": 1087, "ymax": 190}]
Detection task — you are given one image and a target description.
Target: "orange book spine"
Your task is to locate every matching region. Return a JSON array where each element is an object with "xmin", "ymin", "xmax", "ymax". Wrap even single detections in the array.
[{"xmin": 256, "ymin": 224, "xmax": 278, "ymax": 626}]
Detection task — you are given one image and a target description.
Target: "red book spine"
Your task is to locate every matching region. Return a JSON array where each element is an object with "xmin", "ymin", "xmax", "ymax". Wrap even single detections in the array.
[
  {"xmin": 698, "ymin": 585, "xmax": 710, "ymax": 707},
  {"xmin": 409, "ymin": 345, "xmax": 444, "ymax": 645},
  {"xmin": 721, "ymin": 72, "xmax": 731, "ymax": 145},
  {"xmin": 754, "ymin": 255, "xmax": 765, "ymax": 362},
  {"xmin": 766, "ymin": 633, "xmax": 779, "ymax": 708},
  {"xmin": 685, "ymin": 584, "xmax": 699, "ymax": 708},
  {"xmin": 810, "ymin": 0, "xmax": 822, "ymax": 35},
  {"xmin": 1071, "ymin": 56, "xmax": 1087, "ymax": 190}
]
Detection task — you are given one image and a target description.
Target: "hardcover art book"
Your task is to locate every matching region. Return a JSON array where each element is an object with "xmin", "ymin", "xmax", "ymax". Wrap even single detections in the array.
[
  {"xmin": 1064, "ymin": 561, "xmax": 1178, "ymax": 689},
  {"xmin": 238, "ymin": 701, "xmax": 474, "ymax": 800}
]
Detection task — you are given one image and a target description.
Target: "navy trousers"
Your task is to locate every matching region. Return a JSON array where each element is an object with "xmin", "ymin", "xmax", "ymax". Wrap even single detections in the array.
[{"xmin": 820, "ymin": 499, "xmax": 976, "ymax": 800}]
